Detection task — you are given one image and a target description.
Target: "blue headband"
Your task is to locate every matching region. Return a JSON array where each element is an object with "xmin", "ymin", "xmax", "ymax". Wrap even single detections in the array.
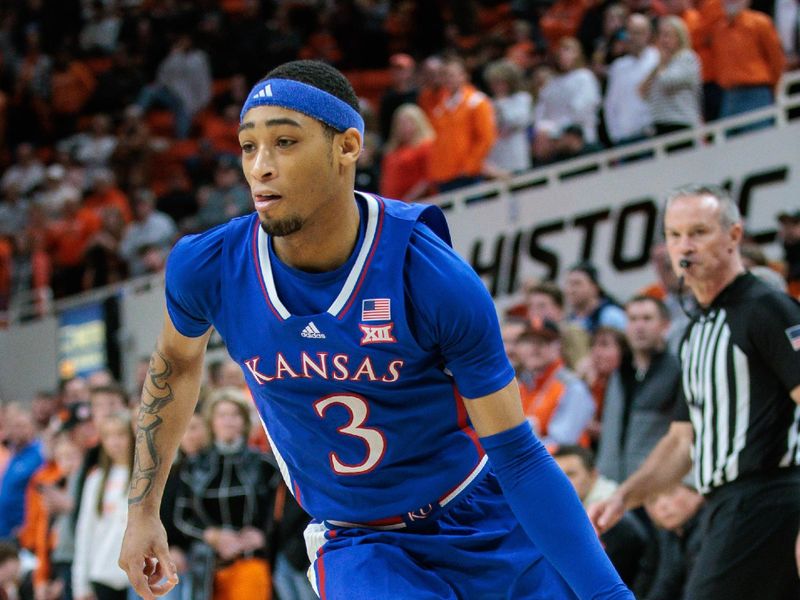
[{"xmin": 240, "ymin": 78, "xmax": 364, "ymax": 138}]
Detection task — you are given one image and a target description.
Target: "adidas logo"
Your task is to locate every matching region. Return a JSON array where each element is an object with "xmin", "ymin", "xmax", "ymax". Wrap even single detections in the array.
[
  {"xmin": 301, "ymin": 321, "xmax": 326, "ymax": 339},
  {"xmin": 253, "ymin": 84, "xmax": 273, "ymax": 99}
]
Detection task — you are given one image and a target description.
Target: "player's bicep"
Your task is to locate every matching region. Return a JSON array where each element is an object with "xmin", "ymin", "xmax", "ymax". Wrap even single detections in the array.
[
  {"xmin": 158, "ymin": 306, "xmax": 212, "ymax": 366},
  {"xmin": 462, "ymin": 380, "xmax": 527, "ymax": 438}
]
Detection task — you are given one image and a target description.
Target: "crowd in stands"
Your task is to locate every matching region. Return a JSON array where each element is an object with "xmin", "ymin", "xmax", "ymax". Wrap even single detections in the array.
[{"xmin": 0, "ymin": 0, "xmax": 798, "ymax": 322}]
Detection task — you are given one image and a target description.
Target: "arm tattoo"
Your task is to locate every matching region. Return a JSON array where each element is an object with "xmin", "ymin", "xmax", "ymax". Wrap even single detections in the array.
[{"xmin": 129, "ymin": 351, "xmax": 176, "ymax": 505}]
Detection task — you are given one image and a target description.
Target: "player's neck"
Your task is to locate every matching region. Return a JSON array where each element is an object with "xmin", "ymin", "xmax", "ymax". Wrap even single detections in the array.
[{"xmin": 272, "ymin": 194, "xmax": 361, "ymax": 272}]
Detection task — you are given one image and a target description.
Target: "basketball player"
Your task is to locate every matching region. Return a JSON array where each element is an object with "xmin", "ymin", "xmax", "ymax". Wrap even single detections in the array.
[{"xmin": 119, "ymin": 60, "xmax": 632, "ymax": 599}]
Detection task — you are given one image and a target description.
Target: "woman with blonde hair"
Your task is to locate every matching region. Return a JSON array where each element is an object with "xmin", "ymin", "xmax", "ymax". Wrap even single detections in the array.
[
  {"xmin": 379, "ymin": 103, "xmax": 435, "ymax": 201},
  {"xmin": 73, "ymin": 412, "xmax": 135, "ymax": 600},
  {"xmin": 174, "ymin": 387, "xmax": 281, "ymax": 600},
  {"xmin": 533, "ymin": 37, "xmax": 601, "ymax": 162},
  {"xmin": 639, "ymin": 16, "xmax": 701, "ymax": 135}
]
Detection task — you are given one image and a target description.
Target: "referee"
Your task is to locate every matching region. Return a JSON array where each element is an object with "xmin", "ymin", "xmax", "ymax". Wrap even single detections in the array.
[{"xmin": 589, "ymin": 184, "xmax": 800, "ymax": 599}]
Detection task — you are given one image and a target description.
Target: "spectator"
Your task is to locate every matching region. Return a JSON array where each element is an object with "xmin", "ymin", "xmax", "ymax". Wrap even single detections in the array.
[
  {"xmin": 484, "ymin": 59, "xmax": 533, "ymax": 176},
  {"xmin": 517, "ymin": 318, "xmax": 596, "ymax": 448},
  {"xmin": 111, "ymin": 105, "xmax": 154, "ymax": 192},
  {"xmin": 1, "ymin": 142, "xmax": 45, "ymax": 197},
  {"xmin": 378, "ymin": 53, "xmax": 419, "ymax": 140},
  {"xmin": 119, "ymin": 188, "xmax": 177, "ymax": 277},
  {"xmin": 78, "ymin": 1, "xmax": 122, "ymax": 55},
  {"xmin": 68, "ymin": 115, "xmax": 118, "ymax": 182},
  {"xmin": 533, "ymin": 37, "xmax": 601, "ymax": 162},
  {"xmin": 637, "ymin": 483, "xmax": 705, "ymax": 599},
  {"xmin": 777, "ymin": 209, "xmax": 800, "ymax": 298},
  {"xmin": 0, "ymin": 405, "xmax": 44, "ymax": 540},
  {"xmin": 564, "ymin": 262, "xmax": 627, "ymax": 334},
  {"xmin": 48, "ymin": 48, "xmax": 96, "ymax": 140},
  {"xmin": 425, "ymin": 56, "xmax": 497, "ymax": 193},
  {"xmin": 640, "ymin": 16, "xmax": 702, "ymax": 135},
  {"xmin": 416, "ymin": 55, "xmax": 446, "ymax": 116},
  {"xmin": 379, "ymin": 103, "xmax": 435, "ymax": 201},
  {"xmin": 576, "ymin": 325, "xmax": 629, "ymax": 446},
  {"xmin": 136, "ymin": 32, "xmax": 212, "ymax": 139},
  {"xmin": 664, "ymin": 0, "xmax": 723, "ymax": 121},
  {"xmin": 82, "ymin": 205, "xmax": 128, "ymax": 290},
  {"xmin": 34, "ymin": 164, "xmax": 80, "ymax": 217},
  {"xmin": 174, "ymin": 388, "xmax": 281, "ymax": 600},
  {"xmin": 553, "ymin": 445, "xmax": 650, "ymax": 588},
  {"xmin": 541, "ymin": 0, "xmax": 593, "ymax": 51},
  {"xmin": 72, "ymin": 412, "xmax": 134, "ymax": 600},
  {"xmin": 159, "ymin": 411, "xmax": 210, "ymax": 600},
  {"xmin": 773, "ymin": 0, "xmax": 800, "ymax": 69},
  {"xmin": 710, "ymin": 0, "xmax": 785, "ymax": 119},
  {"xmin": 70, "ymin": 384, "xmax": 129, "ymax": 548},
  {"xmin": 0, "ymin": 184, "xmax": 30, "ymax": 238},
  {"xmin": 82, "ymin": 168, "xmax": 132, "ymax": 224},
  {"xmin": 585, "ymin": 2, "xmax": 630, "ymax": 82},
  {"xmin": 49, "ymin": 402, "xmax": 93, "ymax": 600},
  {"xmin": 0, "ymin": 541, "xmax": 20, "ymax": 600},
  {"xmin": 501, "ymin": 315, "xmax": 531, "ymax": 374},
  {"xmin": 10, "ymin": 25, "xmax": 52, "ymax": 146},
  {"xmin": 526, "ymin": 280, "xmax": 591, "ymax": 370},
  {"xmin": 192, "ymin": 156, "xmax": 251, "ymax": 230},
  {"xmin": 27, "ymin": 431, "xmax": 84, "ymax": 600},
  {"xmin": 604, "ymin": 14, "xmax": 659, "ymax": 145},
  {"xmin": 595, "ymin": 296, "xmax": 681, "ymax": 483}
]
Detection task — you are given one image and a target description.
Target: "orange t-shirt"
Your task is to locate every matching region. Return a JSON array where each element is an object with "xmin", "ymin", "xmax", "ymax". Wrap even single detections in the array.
[
  {"xmin": 379, "ymin": 139, "xmax": 432, "ymax": 200},
  {"xmin": 426, "ymin": 85, "xmax": 496, "ymax": 182},
  {"xmin": 710, "ymin": 10, "xmax": 786, "ymax": 89}
]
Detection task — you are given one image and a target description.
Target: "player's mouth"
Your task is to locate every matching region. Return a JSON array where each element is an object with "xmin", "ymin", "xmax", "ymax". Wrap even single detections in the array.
[{"xmin": 254, "ymin": 193, "xmax": 283, "ymax": 210}]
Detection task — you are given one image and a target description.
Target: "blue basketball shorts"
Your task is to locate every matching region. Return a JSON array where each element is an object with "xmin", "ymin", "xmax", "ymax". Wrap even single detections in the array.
[{"xmin": 303, "ymin": 471, "xmax": 579, "ymax": 599}]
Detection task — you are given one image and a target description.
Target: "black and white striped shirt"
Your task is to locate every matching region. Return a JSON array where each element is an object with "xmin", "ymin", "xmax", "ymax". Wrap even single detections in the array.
[{"xmin": 675, "ymin": 273, "xmax": 800, "ymax": 495}]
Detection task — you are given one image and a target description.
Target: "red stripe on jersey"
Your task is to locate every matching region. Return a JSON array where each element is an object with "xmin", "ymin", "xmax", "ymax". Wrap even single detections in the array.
[
  {"xmin": 293, "ymin": 480, "xmax": 304, "ymax": 508},
  {"xmin": 338, "ymin": 196, "xmax": 386, "ymax": 320},
  {"xmin": 452, "ymin": 384, "xmax": 485, "ymax": 458},
  {"xmin": 363, "ymin": 515, "xmax": 404, "ymax": 526},
  {"xmin": 251, "ymin": 220, "xmax": 283, "ymax": 320}
]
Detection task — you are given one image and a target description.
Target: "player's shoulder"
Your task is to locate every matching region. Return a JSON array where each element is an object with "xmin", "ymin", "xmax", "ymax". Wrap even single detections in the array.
[
  {"xmin": 170, "ymin": 214, "xmax": 253, "ymax": 263},
  {"xmin": 374, "ymin": 193, "xmax": 452, "ymax": 248}
]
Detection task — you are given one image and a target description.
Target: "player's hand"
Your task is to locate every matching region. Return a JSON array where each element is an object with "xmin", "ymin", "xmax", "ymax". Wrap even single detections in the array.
[
  {"xmin": 119, "ymin": 511, "xmax": 178, "ymax": 599},
  {"xmin": 587, "ymin": 493, "xmax": 625, "ymax": 535}
]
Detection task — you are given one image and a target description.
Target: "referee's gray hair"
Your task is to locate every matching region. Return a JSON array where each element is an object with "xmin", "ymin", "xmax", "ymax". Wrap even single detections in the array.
[{"xmin": 664, "ymin": 184, "xmax": 742, "ymax": 229}]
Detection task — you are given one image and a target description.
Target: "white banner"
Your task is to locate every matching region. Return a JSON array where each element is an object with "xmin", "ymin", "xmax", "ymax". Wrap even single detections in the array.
[{"xmin": 436, "ymin": 110, "xmax": 800, "ymax": 310}]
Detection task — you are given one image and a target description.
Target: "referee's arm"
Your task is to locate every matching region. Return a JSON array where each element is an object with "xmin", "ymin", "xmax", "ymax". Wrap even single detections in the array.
[{"xmin": 587, "ymin": 421, "xmax": 694, "ymax": 533}]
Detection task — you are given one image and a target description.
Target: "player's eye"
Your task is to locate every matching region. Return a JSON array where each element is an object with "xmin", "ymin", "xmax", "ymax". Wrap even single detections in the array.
[
  {"xmin": 276, "ymin": 138, "xmax": 296, "ymax": 148},
  {"xmin": 241, "ymin": 142, "xmax": 255, "ymax": 153}
]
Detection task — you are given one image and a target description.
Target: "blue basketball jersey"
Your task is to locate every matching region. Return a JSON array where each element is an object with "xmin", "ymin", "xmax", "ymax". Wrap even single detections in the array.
[{"xmin": 165, "ymin": 193, "xmax": 514, "ymax": 525}]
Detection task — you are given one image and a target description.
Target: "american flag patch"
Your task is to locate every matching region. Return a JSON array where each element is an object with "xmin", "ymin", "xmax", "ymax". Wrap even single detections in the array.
[
  {"xmin": 786, "ymin": 324, "xmax": 800, "ymax": 351},
  {"xmin": 362, "ymin": 298, "xmax": 391, "ymax": 321}
]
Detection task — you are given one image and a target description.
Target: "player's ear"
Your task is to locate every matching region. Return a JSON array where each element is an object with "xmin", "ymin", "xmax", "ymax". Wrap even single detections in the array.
[{"xmin": 336, "ymin": 128, "xmax": 362, "ymax": 167}]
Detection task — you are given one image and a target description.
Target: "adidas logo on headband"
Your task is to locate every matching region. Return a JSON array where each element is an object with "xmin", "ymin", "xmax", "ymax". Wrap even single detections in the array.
[{"xmin": 253, "ymin": 84, "xmax": 273, "ymax": 99}]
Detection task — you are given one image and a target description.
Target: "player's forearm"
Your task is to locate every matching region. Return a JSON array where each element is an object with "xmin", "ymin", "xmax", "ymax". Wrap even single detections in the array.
[
  {"xmin": 618, "ymin": 423, "xmax": 693, "ymax": 509},
  {"xmin": 128, "ymin": 347, "xmax": 203, "ymax": 513}
]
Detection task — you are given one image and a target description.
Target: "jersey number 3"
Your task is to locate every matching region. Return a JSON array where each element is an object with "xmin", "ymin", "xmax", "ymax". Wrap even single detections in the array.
[{"xmin": 314, "ymin": 394, "xmax": 387, "ymax": 475}]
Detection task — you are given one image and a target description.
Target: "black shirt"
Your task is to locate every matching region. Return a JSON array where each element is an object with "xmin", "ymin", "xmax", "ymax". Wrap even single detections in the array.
[{"xmin": 674, "ymin": 272, "xmax": 800, "ymax": 494}]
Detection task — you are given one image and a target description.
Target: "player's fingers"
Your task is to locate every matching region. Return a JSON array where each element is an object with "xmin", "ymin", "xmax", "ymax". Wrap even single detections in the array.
[
  {"xmin": 120, "ymin": 556, "xmax": 156, "ymax": 600},
  {"xmin": 150, "ymin": 547, "xmax": 178, "ymax": 597}
]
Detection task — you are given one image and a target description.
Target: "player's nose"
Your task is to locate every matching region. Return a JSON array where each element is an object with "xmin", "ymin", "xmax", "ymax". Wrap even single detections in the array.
[{"xmin": 250, "ymin": 148, "xmax": 276, "ymax": 180}]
